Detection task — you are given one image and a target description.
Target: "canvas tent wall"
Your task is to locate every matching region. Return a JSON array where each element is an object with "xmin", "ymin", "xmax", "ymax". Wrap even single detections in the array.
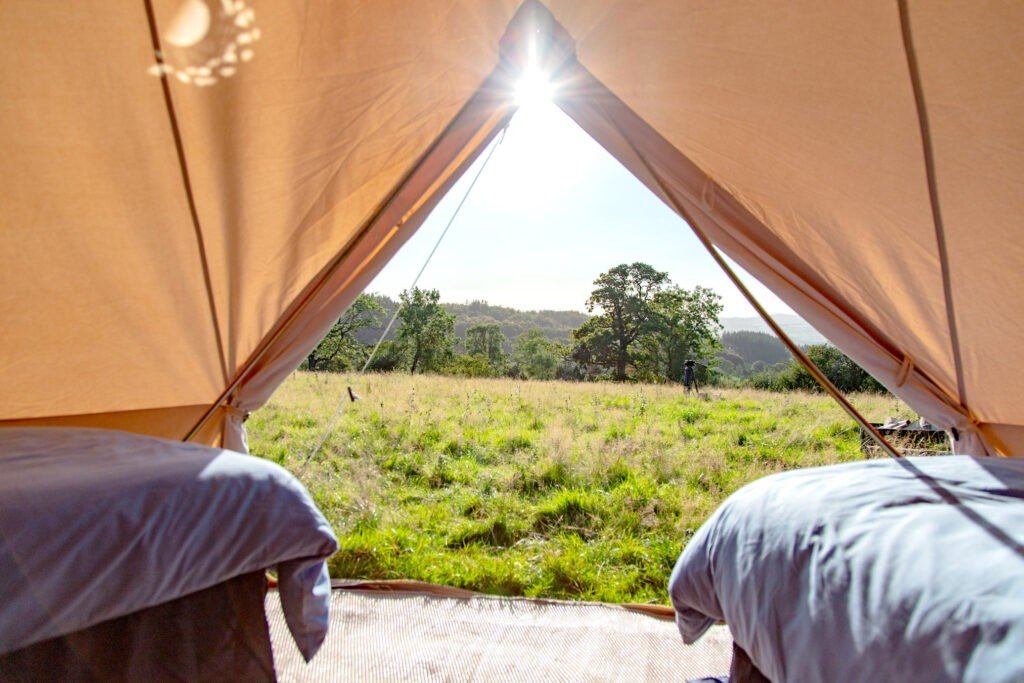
[{"xmin": 2, "ymin": 1, "xmax": 1022, "ymax": 456}]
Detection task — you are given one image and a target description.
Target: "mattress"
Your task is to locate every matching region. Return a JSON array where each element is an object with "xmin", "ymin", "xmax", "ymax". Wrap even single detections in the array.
[
  {"xmin": 0, "ymin": 572, "xmax": 274, "ymax": 681},
  {"xmin": 0, "ymin": 427, "xmax": 338, "ymax": 660}
]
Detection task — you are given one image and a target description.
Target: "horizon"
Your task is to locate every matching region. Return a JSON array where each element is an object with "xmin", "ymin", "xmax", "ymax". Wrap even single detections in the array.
[
  {"xmin": 356, "ymin": 290, "xmax": 828, "ymax": 347},
  {"xmin": 362, "ymin": 289, "xmax": 799, "ymax": 321},
  {"xmin": 367, "ymin": 100, "xmax": 801, "ymax": 322}
]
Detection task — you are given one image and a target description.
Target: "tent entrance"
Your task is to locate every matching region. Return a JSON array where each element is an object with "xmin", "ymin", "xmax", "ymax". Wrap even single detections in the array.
[
  {"xmin": 241, "ymin": 0, "xmax": 929, "ymax": 618},
  {"xmin": 193, "ymin": 1, "xmax": 920, "ymax": 457},
  {"xmin": 5, "ymin": 2, "xmax": 1020, "ymax": 456}
]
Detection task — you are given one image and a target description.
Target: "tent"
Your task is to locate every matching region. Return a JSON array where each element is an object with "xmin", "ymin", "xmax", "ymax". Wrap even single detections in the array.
[{"xmin": 2, "ymin": 0, "xmax": 1022, "ymax": 457}]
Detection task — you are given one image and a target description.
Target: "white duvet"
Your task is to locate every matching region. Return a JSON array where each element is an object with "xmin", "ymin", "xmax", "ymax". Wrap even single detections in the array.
[
  {"xmin": 669, "ymin": 456, "xmax": 1024, "ymax": 682},
  {"xmin": 0, "ymin": 427, "xmax": 338, "ymax": 660}
]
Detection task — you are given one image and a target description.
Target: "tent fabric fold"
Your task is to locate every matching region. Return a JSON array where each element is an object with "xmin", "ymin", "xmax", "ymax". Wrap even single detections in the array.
[
  {"xmin": 552, "ymin": 57, "xmax": 992, "ymax": 455},
  {"xmin": 1, "ymin": 1, "xmax": 1021, "ymax": 456},
  {"xmin": 217, "ymin": 77, "xmax": 518, "ymax": 451}
]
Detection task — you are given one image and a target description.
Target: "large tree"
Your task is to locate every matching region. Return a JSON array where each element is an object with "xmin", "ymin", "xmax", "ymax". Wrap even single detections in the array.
[
  {"xmin": 305, "ymin": 294, "xmax": 383, "ymax": 372},
  {"xmin": 396, "ymin": 288, "xmax": 455, "ymax": 373},
  {"xmin": 573, "ymin": 263, "xmax": 670, "ymax": 380},
  {"xmin": 634, "ymin": 285, "xmax": 723, "ymax": 382},
  {"xmin": 464, "ymin": 323, "xmax": 507, "ymax": 371}
]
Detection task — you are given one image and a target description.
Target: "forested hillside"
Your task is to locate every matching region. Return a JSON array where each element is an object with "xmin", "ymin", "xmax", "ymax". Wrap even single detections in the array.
[
  {"xmin": 718, "ymin": 331, "xmax": 789, "ymax": 377},
  {"xmin": 354, "ymin": 294, "xmax": 588, "ymax": 350},
  {"xmin": 720, "ymin": 314, "xmax": 825, "ymax": 346},
  {"xmin": 309, "ymin": 273, "xmax": 880, "ymax": 394}
]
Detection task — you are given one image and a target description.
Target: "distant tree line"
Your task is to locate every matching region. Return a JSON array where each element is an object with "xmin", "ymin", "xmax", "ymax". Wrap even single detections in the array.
[
  {"xmin": 717, "ymin": 331, "xmax": 790, "ymax": 376},
  {"xmin": 351, "ymin": 296, "xmax": 589, "ymax": 351},
  {"xmin": 303, "ymin": 261, "xmax": 887, "ymax": 393},
  {"xmin": 303, "ymin": 262, "xmax": 723, "ymax": 384}
]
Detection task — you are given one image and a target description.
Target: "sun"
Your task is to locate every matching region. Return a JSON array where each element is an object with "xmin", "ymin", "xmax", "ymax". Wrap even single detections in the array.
[{"xmin": 514, "ymin": 66, "xmax": 554, "ymax": 109}]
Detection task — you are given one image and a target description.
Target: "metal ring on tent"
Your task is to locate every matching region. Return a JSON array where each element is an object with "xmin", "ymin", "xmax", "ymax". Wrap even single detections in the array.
[{"xmin": 223, "ymin": 404, "xmax": 249, "ymax": 421}]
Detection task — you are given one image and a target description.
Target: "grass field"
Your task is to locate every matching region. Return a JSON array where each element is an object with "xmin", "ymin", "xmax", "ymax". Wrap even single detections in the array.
[{"xmin": 248, "ymin": 372, "xmax": 915, "ymax": 604}]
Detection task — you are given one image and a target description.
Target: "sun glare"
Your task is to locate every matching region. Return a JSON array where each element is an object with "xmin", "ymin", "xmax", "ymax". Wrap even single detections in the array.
[{"xmin": 514, "ymin": 66, "xmax": 554, "ymax": 109}]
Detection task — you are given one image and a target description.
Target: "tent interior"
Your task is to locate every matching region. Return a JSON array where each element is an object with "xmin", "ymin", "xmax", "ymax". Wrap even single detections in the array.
[
  {"xmin": 2, "ymin": 0, "xmax": 1023, "ymax": 680},
  {"xmin": 5, "ymin": 0, "xmax": 1023, "ymax": 456}
]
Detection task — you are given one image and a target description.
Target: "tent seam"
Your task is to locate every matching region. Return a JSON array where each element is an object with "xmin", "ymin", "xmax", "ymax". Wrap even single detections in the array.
[
  {"xmin": 896, "ymin": 0, "xmax": 967, "ymax": 411},
  {"xmin": 141, "ymin": 0, "xmax": 230, "ymax": 386},
  {"xmin": 182, "ymin": 75, "xmax": 516, "ymax": 443}
]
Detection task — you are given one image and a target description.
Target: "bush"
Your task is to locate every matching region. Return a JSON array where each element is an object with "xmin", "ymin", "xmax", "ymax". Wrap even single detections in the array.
[
  {"xmin": 749, "ymin": 344, "xmax": 887, "ymax": 394},
  {"xmin": 364, "ymin": 340, "xmax": 405, "ymax": 372},
  {"xmin": 448, "ymin": 353, "xmax": 497, "ymax": 378}
]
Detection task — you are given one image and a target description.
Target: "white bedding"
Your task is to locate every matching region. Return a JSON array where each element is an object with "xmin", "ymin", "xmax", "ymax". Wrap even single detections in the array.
[
  {"xmin": 669, "ymin": 456, "xmax": 1024, "ymax": 682},
  {"xmin": 0, "ymin": 427, "xmax": 338, "ymax": 660}
]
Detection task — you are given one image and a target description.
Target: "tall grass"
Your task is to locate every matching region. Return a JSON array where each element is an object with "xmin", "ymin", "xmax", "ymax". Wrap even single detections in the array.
[{"xmin": 248, "ymin": 372, "xmax": 915, "ymax": 604}]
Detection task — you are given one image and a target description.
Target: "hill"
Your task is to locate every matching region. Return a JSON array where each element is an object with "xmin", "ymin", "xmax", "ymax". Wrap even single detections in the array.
[
  {"xmin": 720, "ymin": 314, "xmax": 826, "ymax": 346},
  {"xmin": 354, "ymin": 294, "xmax": 589, "ymax": 350},
  {"xmin": 721, "ymin": 331, "xmax": 790, "ymax": 365},
  {"xmin": 352, "ymin": 294, "xmax": 825, "ymax": 354}
]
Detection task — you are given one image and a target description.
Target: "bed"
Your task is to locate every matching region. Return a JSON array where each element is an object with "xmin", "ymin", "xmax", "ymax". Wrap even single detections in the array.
[
  {"xmin": 0, "ymin": 427, "xmax": 338, "ymax": 680},
  {"xmin": 669, "ymin": 455, "xmax": 1024, "ymax": 683}
]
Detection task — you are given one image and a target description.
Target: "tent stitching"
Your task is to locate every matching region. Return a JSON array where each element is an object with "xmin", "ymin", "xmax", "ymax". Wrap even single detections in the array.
[
  {"xmin": 141, "ymin": 0, "xmax": 230, "ymax": 386},
  {"xmin": 897, "ymin": 0, "xmax": 967, "ymax": 411}
]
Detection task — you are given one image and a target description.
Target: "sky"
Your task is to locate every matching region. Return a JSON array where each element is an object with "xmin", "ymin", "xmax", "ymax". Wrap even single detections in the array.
[{"xmin": 367, "ymin": 97, "xmax": 794, "ymax": 319}]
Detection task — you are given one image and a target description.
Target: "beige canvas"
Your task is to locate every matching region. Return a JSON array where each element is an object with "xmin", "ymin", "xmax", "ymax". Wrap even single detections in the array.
[{"xmin": 1, "ymin": 1, "xmax": 1021, "ymax": 455}]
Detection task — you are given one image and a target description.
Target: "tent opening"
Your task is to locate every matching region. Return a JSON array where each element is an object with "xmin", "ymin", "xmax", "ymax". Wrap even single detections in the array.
[{"xmin": 251, "ymin": 85, "xmax": 925, "ymax": 610}]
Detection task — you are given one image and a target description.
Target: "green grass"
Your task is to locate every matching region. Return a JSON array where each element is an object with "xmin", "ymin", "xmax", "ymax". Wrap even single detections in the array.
[{"xmin": 248, "ymin": 372, "xmax": 914, "ymax": 604}]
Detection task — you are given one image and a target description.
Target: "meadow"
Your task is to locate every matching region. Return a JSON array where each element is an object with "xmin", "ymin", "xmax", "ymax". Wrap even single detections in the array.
[{"xmin": 248, "ymin": 372, "xmax": 915, "ymax": 605}]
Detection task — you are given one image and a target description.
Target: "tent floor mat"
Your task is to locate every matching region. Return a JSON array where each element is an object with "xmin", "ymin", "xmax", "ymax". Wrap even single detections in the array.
[{"xmin": 266, "ymin": 588, "xmax": 732, "ymax": 681}]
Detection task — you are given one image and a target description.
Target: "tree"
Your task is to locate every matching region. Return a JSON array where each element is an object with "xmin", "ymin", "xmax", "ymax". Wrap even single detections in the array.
[
  {"xmin": 801, "ymin": 344, "xmax": 885, "ymax": 394},
  {"xmin": 363, "ymin": 339, "xmax": 404, "ymax": 372},
  {"xmin": 751, "ymin": 344, "xmax": 887, "ymax": 394},
  {"xmin": 396, "ymin": 288, "xmax": 455, "ymax": 373},
  {"xmin": 572, "ymin": 263, "xmax": 670, "ymax": 380},
  {"xmin": 305, "ymin": 294, "xmax": 383, "ymax": 372},
  {"xmin": 634, "ymin": 285, "xmax": 723, "ymax": 382},
  {"xmin": 464, "ymin": 323, "xmax": 507, "ymax": 372},
  {"xmin": 511, "ymin": 329, "xmax": 562, "ymax": 380}
]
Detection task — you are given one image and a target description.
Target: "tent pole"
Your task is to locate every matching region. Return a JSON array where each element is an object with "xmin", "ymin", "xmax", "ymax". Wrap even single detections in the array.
[{"xmin": 610, "ymin": 126, "xmax": 903, "ymax": 460}]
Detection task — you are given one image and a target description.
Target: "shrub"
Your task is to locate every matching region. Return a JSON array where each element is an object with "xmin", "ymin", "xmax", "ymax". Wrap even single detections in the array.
[
  {"xmin": 447, "ymin": 353, "xmax": 496, "ymax": 378},
  {"xmin": 749, "ymin": 344, "xmax": 887, "ymax": 394}
]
